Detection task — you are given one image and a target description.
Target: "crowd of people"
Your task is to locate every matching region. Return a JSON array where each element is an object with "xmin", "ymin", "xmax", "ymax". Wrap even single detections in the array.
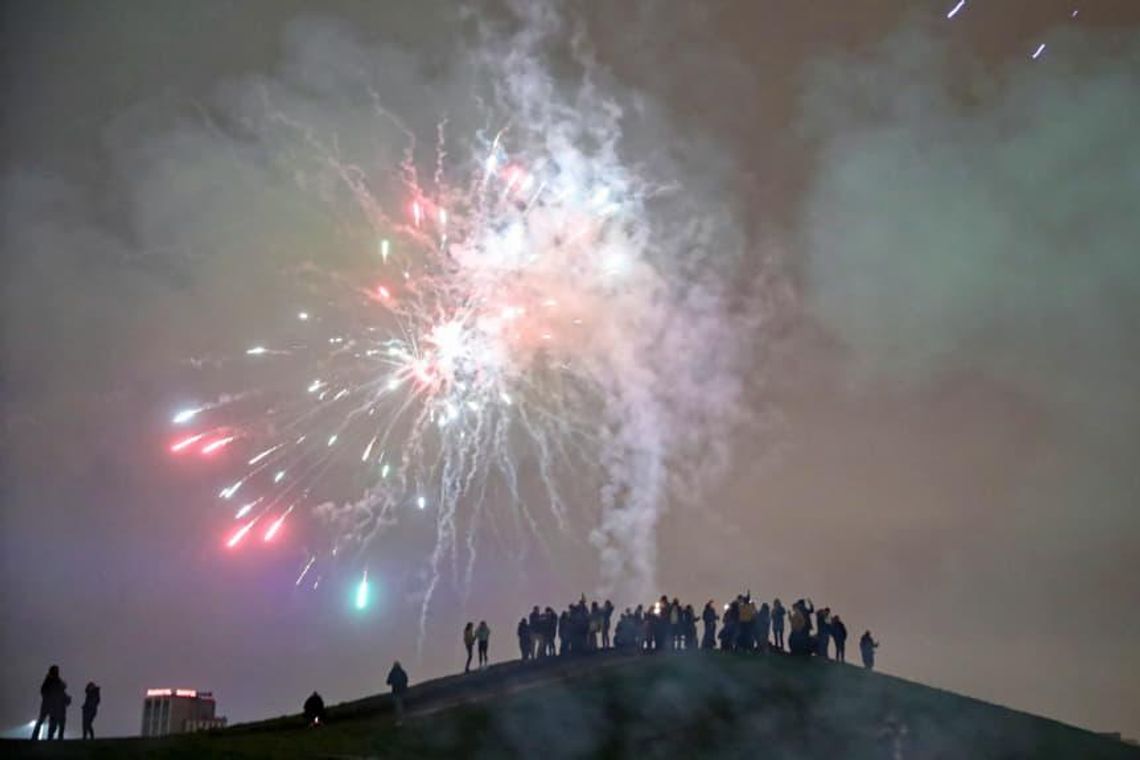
[
  {"xmin": 30, "ymin": 665, "xmax": 100, "ymax": 741},
  {"xmin": 35, "ymin": 591, "xmax": 878, "ymax": 738},
  {"xmin": 501, "ymin": 592, "xmax": 879, "ymax": 669}
]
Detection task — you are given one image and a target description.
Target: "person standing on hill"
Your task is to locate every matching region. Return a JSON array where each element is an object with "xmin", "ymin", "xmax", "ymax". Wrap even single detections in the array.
[
  {"xmin": 738, "ymin": 595, "xmax": 757, "ymax": 651},
  {"xmin": 81, "ymin": 682, "xmax": 100, "ymax": 739},
  {"xmin": 32, "ymin": 665, "xmax": 67, "ymax": 740},
  {"xmin": 757, "ymin": 602, "xmax": 771, "ymax": 652},
  {"xmin": 544, "ymin": 607, "xmax": 558, "ymax": 657},
  {"xmin": 463, "ymin": 622, "xmax": 476, "ymax": 673},
  {"xmin": 528, "ymin": 606, "xmax": 542, "ymax": 659},
  {"xmin": 816, "ymin": 607, "xmax": 831, "ymax": 659},
  {"xmin": 794, "ymin": 598, "xmax": 814, "ymax": 633},
  {"xmin": 860, "ymin": 631, "xmax": 879, "ymax": 670},
  {"xmin": 517, "ymin": 617, "xmax": 531, "ymax": 661},
  {"xmin": 701, "ymin": 601, "xmax": 718, "ymax": 650},
  {"xmin": 386, "ymin": 661, "xmax": 409, "ymax": 725},
  {"xmin": 476, "ymin": 620, "xmax": 491, "ymax": 669},
  {"xmin": 602, "ymin": 600, "xmax": 614, "ymax": 649},
  {"xmin": 831, "ymin": 616, "xmax": 848, "ymax": 663},
  {"xmin": 771, "ymin": 599, "xmax": 786, "ymax": 651}
]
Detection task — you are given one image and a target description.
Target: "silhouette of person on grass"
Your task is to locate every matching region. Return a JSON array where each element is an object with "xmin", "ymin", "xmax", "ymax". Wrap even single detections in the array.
[
  {"xmin": 860, "ymin": 631, "xmax": 879, "ymax": 670},
  {"xmin": 832, "ymin": 616, "xmax": 848, "ymax": 663},
  {"xmin": 386, "ymin": 661, "xmax": 409, "ymax": 725},
  {"xmin": 303, "ymin": 691, "xmax": 326, "ymax": 726},
  {"xmin": 816, "ymin": 607, "xmax": 831, "ymax": 659},
  {"xmin": 738, "ymin": 594, "xmax": 757, "ymax": 651},
  {"xmin": 529, "ymin": 606, "xmax": 543, "ymax": 659},
  {"xmin": 517, "ymin": 617, "xmax": 531, "ymax": 661},
  {"xmin": 771, "ymin": 599, "xmax": 786, "ymax": 651},
  {"xmin": 602, "ymin": 600, "xmax": 614, "ymax": 649},
  {"xmin": 463, "ymin": 622, "xmax": 476, "ymax": 673},
  {"xmin": 81, "ymin": 682, "xmax": 100, "ymax": 739},
  {"xmin": 32, "ymin": 665, "xmax": 68, "ymax": 740},
  {"xmin": 757, "ymin": 602, "xmax": 771, "ymax": 652},
  {"xmin": 476, "ymin": 620, "xmax": 491, "ymax": 669},
  {"xmin": 701, "ymin": 601, "xmax": 718, "ymax": 650}
]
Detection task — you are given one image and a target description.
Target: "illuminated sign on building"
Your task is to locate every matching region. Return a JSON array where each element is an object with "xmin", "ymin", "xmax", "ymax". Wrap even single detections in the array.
[{"xmin": 141, "ymin": 689, "xmax": 225, "ymax": 737}]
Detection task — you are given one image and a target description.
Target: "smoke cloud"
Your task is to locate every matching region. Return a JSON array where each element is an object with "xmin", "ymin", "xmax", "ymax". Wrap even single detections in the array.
[{"xmin": 801, "ymin": 25, "xmax": 1140, "ymax": 430}]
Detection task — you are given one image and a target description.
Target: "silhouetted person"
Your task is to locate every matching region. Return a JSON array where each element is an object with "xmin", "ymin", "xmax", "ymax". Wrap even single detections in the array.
[
  {"xmin": 81, "ymin": 682, "xmax": 100, "ymax": 739},
  {"xmin": 789, "ymin": 626, "xmax": 814, "ymax": 657},
  {"xmin": 528, "ymin": 606, "xmax": 542, "ymax": 659},
  {"xmin": 772, "ymin": 599, "xmax": 786, "ymax": 651},
  {"xmin": 860, "ymin": 631, "xmax": 878, "ymax": 670},
  {"xmin": 517, "ymin": 618, "xmax": 531, "ymax": 661},
  {"xmin": 463, "ymin": 622, "xmax": 475, "ymax": 673},
  {"xmin": 669, "ymin": 597, "xmax": 682, "ymax": 650},
  {"xmin": 722, "ymin": 600, "xmax": 739, "ymax": 651},
  {"xmin": 602, "ymin": 600, "xmax": 614, "ymax": 649},
  {"xmin": 816, "ymin": 607, "xmax": 831, "ymax": 659},
  {"xmin": 701, "ymin": 601, "xmax": 718, "ymax": 650},
  {"xmin": 757, "ymin": 602, "xmax": 771, "ymax": 652},
  {"xmin": 683, "ymin": 604, "xmax": 697, "ymax": 650},
  {"xmin": 386, "ymin": 661, "xmax": 409, "ymax": 724},
  {"xmin": 476, "ymin": 620, "xmax": 491, "ymax": 668},
  {"xmin": 831, "ymin": 616, "xmax": 848, "ymax": 663},
  {"xmin": 544, "ymin": 607, "xmax": 557, "ymax": 657},
  {"xmin": 794, "ymin": 598, "xmax": 814, "ymax": 633},
  {"xmin": 303, "ymin": 691, "xmax": 326, "ymax": 726},
  {"xmin": 738, "ymin": 595, "xmax": 757, "ymax": 651},
  {"xmin": 33, "ymin": 665, "xmax": 67, "ymax": 740}
]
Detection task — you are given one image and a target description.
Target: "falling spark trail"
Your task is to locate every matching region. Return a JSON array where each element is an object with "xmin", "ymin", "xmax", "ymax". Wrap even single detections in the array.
[
  {"xmin": 172, "ymin": 408, "xmax": 200, "ymax": 424},
  {"xmin": 361, "ymin": 436, "xmax": 377, "ymax": 462},
  {"xmin": 264, "ymin": 506, "xmax": 295, "ymax": 542},
  {"xmin": 235, "ymin": 498, "xmax": 262, "ymax": 520},
  {"xmin": 248, "ymin": 445, "xmax": 282, "ymax": 465},
  {"xmin": 201, "ymin": 436, "xmax": 235, "ymax": 455},
  {"xmin": 946, "ymin": 0, "xmax": 966, "ymax": 19},
  {"xmin": 1031, "ymin": 43, "xmax": 1047, "ymax": 60},
  {"xmin": 219, "ymin": 480, "xmax": 243, "ymax": 499},
  {"xmin": 295, "ymin": 556, "xmax": 316, "ymax": 586},
  {"xmin": 227, "ymin": 518, "xmax": 258, "ymax": 549},
  {"xmin": 170, "ymin": 433, "xmax": 206, "ymax": 453}
]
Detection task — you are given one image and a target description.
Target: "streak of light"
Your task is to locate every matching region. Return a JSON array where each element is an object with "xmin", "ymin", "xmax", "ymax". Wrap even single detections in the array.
[
  {"xmin": 226, "ymin": 518, "xmax": 258, "ymax": 549},
  {"xmin": 247, "ymin": 445, "xmax": 282, "ymax": 465},
  {"xmin": 170, "ymin": 433, "xmax": 206, "ymax": 453}
]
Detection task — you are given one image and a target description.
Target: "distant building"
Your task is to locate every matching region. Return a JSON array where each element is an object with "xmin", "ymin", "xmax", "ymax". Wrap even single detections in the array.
[{"xmin": 141, "ymin": 688, "xmax": 227, "ymax": 737}]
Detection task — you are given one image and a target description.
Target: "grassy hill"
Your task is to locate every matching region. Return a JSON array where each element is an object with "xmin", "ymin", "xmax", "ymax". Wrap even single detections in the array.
[{"xmin": 5, "ymin": 650, "xmax": 1138, "ymax": 759}]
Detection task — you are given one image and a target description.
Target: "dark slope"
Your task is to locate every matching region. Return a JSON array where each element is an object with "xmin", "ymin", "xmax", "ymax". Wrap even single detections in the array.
[{"xmin": 6, "ymin": 651, "xmax": 1138, "ymax": 759}]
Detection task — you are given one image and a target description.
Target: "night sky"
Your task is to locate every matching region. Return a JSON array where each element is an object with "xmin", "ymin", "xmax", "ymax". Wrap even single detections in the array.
[{"xmin": 3, "ymin": 0, "xmax": 1139, "ymax": 740}]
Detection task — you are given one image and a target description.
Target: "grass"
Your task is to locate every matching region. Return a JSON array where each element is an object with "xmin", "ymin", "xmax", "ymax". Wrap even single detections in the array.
[{"xmin": 5, "ymin": 650, "xmax": 1138, "ymax": 759}]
